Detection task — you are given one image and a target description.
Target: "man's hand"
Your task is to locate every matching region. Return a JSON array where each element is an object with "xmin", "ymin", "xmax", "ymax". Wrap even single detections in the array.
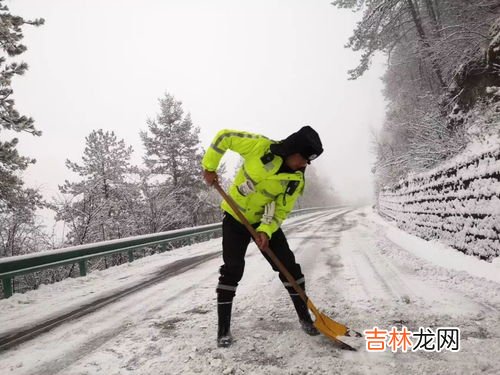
[
  {"xmin": 255, "ymin": 231, "xmax": 269, "ymax": 251},
  {"xmin": 203, "ymin": 170, "xmax": 218, "ymax": 186}
]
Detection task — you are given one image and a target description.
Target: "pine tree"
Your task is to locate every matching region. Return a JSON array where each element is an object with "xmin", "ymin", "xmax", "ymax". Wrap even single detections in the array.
[
  {"xmin": 0, "ymin": 1, "xmax": 44, "ymax": 208},
  {"xmin": 141, "ymin": 93, "xmax": 207, "ymax": 227},
  {"xmin": 141, "ymin": 93, "xmax": 202, "ymax": 188},
  {"xmin": 55, "ymin": 130, "xmax": 138, "ymax": 245}
]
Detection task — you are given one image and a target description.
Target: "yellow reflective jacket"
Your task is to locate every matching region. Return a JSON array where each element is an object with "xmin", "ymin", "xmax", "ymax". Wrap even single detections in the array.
[{"xmin": 202, "ymin": 129, "xmax": 305, "ymax": 238}]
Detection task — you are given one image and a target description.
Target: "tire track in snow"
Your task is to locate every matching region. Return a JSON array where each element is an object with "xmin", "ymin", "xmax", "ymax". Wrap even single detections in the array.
[
  {"xmin": 29, "ymin": 279, "xmax": 213, "ymax": 375},
  {"xmin": 284, "ymin": 209, "xmax": 347, "ymax": 233},
  {"xmin": 0, "ymin": 252, "xmax": 221, "ymax": 352},
  {"xmin": 3, "ymin": 260, "xmax": 220, "ymax": 375}
]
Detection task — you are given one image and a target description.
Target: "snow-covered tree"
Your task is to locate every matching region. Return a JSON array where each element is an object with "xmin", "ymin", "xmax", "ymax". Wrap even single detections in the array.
[
  {"xmin": 332, "ymin": 0, "xmax": 498, "ymax": 88},
  {"xmin": 372, "ymin": 98, "xmax": 467, "ymax": 188},
  {"xmin": 0, "ymin": 187, "xmax": 46, "ymax": 258},
  {"xmin": 55, "ymin": 130, "xmax": 139, "ymax": 245},
  {"xmin": 0, "ymin": 1, "xmax": 44, "ymax": 208},
  {"xmin": 332, "ymin": 1, "xmax": 500, "ymax": 188},
  {"xmin": 141, "ymin": 93, "xmax": 203, "ymax": 188},
  {"xmin": 141, "ymin": 93, "xmax": 213, "ymax": 227},
  {"xmin": 134, "ymin": 169, "xmax": 192, "ymax": 233}
]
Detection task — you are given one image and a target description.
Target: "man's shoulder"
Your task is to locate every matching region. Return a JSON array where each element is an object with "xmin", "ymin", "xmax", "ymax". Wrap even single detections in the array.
[{"xmin": 246, "ymin": 136, "xmax": 274, "ymax": 154}]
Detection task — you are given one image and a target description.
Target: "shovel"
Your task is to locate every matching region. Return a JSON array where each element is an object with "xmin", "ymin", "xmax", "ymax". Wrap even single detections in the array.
[{"xmin": 213, "ymin": 181, "xmax": 361, "ymax": 351}]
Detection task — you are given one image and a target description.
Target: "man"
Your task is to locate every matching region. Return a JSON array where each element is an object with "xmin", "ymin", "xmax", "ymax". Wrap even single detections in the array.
[{"xmin": 202, "ymin": 126, "xmax": 323, "ymax": 348}]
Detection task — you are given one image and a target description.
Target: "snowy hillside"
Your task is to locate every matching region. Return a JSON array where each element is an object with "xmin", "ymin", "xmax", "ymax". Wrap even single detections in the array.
[{"xmin": 0, "ymin": 208, "xmax": 499, "ymax": 374}]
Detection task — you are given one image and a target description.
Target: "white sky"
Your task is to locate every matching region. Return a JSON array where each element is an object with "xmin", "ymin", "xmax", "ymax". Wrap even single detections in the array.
[{"xmin": 8, "ymin": 0, "xmax": 386, "ymax": 214}]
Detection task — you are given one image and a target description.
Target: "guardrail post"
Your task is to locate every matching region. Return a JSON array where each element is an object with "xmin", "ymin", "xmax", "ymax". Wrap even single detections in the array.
[
  {"xmin": 78, "ymin": 260, "xmax": 87, "ymax": 277},
  {"xmin": 2, "ymin": 278, "xmax": 13, "ymax": 298},
  {"xmin": 128, "ymin": 250, "xmax": 134, "ymax": 262}
]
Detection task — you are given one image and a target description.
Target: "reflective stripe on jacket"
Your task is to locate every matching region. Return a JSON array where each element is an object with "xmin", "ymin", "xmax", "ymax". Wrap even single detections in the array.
[{"xmin": 202, "ymin": 129, "xmax": 304, "ymax": 238}]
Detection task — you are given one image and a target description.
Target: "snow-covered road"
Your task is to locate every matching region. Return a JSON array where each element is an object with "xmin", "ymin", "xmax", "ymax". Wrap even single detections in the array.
[{"xmin": 1, "ymin": 208, "xmax": 499, "ymax": 375}]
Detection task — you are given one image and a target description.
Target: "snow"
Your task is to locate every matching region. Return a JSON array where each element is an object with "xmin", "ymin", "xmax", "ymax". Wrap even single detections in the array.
[
  {"xmin": 378, "ymin": 135, "xmax": 500, "ymax": 260},
  {"xmin": 371, "ymin": 212, "xmax": 500, "ymax": 284},
  {"xmin": 486, "ymin": 86, "xmax": 500, "ymax": 96},
  {"xmin": 0, "ymin": 208, "xmax": 499, "ymax": 375}
]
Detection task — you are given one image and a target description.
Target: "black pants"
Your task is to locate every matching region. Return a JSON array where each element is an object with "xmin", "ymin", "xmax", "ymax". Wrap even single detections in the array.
[{"xmin": 216, "ymin": 212, "xmax": 304, "ymax": 302}]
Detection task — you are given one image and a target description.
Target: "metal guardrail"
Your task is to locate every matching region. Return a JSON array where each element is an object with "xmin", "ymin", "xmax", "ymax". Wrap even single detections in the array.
[
  {"xmin": 0, "ymin": 223, "xmax": 222, "ymax": 299},
  {"xmin": 0, "ymin": 207, "xmax": 332, "ymax": 299}
]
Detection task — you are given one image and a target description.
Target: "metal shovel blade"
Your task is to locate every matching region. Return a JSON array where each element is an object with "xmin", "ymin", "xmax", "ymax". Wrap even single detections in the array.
[{"xmin": 307, "ymin": 300, "xmax": 358, "ymax": 351}]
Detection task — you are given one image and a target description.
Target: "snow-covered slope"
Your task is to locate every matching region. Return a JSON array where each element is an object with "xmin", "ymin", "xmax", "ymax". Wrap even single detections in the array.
[{"xmin": 0, "ymin": 208, "xmax": 499, "ymax": 375}]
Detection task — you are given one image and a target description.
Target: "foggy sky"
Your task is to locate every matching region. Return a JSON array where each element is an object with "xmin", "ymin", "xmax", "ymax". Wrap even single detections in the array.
[{"xmin": 8, "ymin": 0, "xmax": 386, "ymax": 222}]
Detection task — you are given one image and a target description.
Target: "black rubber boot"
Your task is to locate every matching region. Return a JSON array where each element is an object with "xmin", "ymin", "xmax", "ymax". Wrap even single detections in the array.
[
  {"xmin": 290, "ymin": 295, "xmax": 320, "ymax": 336},
  {"xmin": 217, "ymin": 302, "xmax": 233, "ymax": 347}
]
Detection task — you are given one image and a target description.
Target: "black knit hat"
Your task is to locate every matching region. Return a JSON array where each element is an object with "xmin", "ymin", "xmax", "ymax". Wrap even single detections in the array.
[{"xmin": 270, "ymin": 126, "xmax": 323, "ymax": 163}]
